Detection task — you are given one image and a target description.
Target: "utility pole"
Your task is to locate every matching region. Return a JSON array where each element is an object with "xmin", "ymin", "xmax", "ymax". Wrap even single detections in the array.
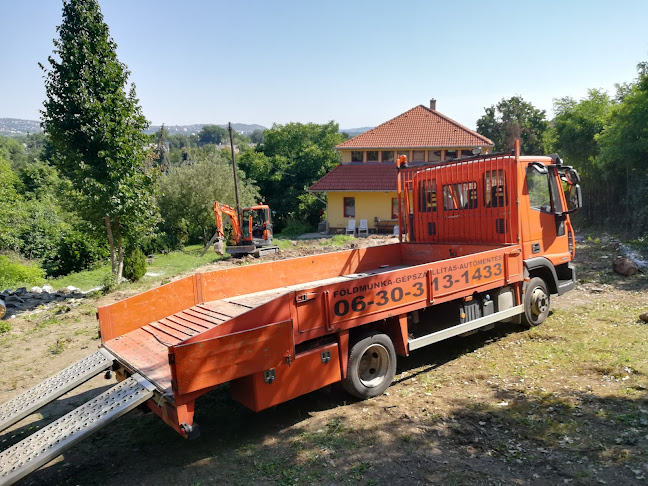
[{"xmin": 228, "ymin": 122, "xmax": 241, "ymax": 220}]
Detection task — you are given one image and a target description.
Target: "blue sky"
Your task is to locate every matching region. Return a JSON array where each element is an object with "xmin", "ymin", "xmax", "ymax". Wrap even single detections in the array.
[{"xmin": 1, "ymin": 0, "xmax": 647, "ymax": 130}]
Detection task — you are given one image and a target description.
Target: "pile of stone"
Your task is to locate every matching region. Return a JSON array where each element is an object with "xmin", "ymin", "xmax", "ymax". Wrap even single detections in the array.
[{"xmin": 0, "ymin": 285, "xmax": 86, "ymax": 318}]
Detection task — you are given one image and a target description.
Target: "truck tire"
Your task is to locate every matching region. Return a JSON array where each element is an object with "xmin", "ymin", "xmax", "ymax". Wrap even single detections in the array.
[
  {"xmin": 522, "ymin": 277, "xmax": 550, "ymax": 327},
  {"xmin": 342, "ymin": 333, "xmax": 397, "ymax": 399}
]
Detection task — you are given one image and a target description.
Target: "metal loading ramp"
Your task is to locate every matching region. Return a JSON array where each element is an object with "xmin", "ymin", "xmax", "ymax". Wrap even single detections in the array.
[
  {"xmin": 0, "ymin": 349, "xmax": 114, "ymax": 434},
  {"xmin": 0, "ymin": 374, "xmax": 155, "ymax": 486}
]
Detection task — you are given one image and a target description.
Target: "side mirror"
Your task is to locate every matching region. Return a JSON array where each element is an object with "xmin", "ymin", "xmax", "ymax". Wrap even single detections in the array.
[
  {"xmin": 565, "ymin": 168, "xmax": 580, "ymax": 184},
  {"xmin": 566, "ymin": 184, "xmax": 582, "ymax": 212}
]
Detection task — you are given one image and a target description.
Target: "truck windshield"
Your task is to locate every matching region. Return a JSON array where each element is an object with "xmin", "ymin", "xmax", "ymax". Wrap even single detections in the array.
[{"xmin": 526, "ymin": 167, "xmax": 551, "ymax": 212}]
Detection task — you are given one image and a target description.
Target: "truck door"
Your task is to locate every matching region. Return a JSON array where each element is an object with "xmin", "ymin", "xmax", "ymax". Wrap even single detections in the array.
[{"xmin": 521, "ymin": 164, "xmax": 571, "ymax": 265}]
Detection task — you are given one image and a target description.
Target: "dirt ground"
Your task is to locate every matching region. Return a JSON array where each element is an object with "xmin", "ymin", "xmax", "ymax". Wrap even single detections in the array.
[{"xmin": 1, "ymin": 235, "xmax": 647, "ymax": 486}]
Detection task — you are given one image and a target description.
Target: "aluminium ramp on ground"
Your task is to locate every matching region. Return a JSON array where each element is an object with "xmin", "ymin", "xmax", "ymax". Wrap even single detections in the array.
[
  {"xmin": 0, "ymin": 349, "xmax": 115, "ymax": 434},
  {"xmin": 0, "ymin": 373, "xmax": 155, "ymax": 486}
]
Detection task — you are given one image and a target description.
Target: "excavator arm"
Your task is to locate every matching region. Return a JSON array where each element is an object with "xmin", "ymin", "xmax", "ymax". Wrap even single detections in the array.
[{"xmin": 213, "ymin": 201, "xmax": 243, "ymax": 254}]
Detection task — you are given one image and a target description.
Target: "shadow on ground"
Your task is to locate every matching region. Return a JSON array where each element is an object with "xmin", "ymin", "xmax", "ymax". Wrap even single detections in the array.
[{"xmin": 13, "ymin": 320, "xmax": 648, "ymax": 486}]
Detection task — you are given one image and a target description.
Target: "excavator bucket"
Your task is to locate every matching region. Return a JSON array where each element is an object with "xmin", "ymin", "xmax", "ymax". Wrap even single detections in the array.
[{"xmin": 214, "ymin": 238, "xmax": 225, "ymax": 256}]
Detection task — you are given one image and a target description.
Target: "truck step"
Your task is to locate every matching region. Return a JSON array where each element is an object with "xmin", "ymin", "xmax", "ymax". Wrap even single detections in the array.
[
  {"xmin": 0, "ymin": 349, "xmax": 114, "ymax": 434},
  {"xmin": 0, "ymin": 374, "xmax": 155, "ymax": 486}
]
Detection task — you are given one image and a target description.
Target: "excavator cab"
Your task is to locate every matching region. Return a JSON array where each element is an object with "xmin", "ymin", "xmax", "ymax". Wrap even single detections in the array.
[{"xmin": 241, "ymin": 205, "xmax": 273, "ymax": 245}]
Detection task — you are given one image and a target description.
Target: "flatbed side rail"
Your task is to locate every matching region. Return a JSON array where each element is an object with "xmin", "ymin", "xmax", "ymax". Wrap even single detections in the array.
[
  {"xmin": 98, "ymin": 245, "xmax": 401, "ymax": 342},
  {"xmin": 324, "ymin": 245, "xmax": 523, "ymax": 328}
]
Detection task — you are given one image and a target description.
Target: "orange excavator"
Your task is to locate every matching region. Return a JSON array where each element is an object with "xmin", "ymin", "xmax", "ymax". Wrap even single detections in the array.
[{"xmin": 214, "ymin": 201, "xmax": 279, "ymax": 257}]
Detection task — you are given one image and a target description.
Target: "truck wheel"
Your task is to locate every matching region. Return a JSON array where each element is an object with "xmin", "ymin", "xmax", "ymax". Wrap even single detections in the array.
[
  {"xmin": 522, "ymin": 277, "xmax": 550, "ymax": 327},
  {"xmin": 342, "ymin": 333, "xmax": 396, "ymax": 399}
]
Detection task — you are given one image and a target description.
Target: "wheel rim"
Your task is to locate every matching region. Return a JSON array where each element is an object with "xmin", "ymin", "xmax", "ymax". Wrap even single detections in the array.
[
  {"xmin": 530, "ymin": 286, "xmax": 548, "ymax": 316},
  {"xmin": 357, "ymin": 344, "xmax": 390, "ymax": 388}
]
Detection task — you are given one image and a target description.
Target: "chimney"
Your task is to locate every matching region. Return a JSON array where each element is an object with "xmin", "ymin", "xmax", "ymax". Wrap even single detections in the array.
[{"xmin": 429, "ymin": 98, "xmax": 437, "ymax": 110}]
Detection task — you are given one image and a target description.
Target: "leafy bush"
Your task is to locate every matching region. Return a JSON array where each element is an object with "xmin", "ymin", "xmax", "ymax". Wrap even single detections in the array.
[
  {"xmin": 140, "ymin": 233, "xmax": 172, "ymax": 255},
  {"xmin": 0, "ymin": 255, "xmax": 45, "ymax": 289},
  {"xmin": 277, "ymin": 220, "xmax": 312, "ymax": 238},
  {"xmin": 330, "ymin": 235, "xmax": 355, "ymax": 246},
  {"xmin": 0, "ymin": 156, "xmax": 25, "ymax": 252},
  {"xmin": 101, "ymin": 272, "xmax": 119, "ymax": 295},
  {"xmin": 123, "ymin": 248, "xmax": 147, "ymax": 282},
  {"xmin": 18, "ymin": 198, "xmax": 70, "ymax": 260},
  {"xmin": 43, "ymin": 230, "xmax": 108, "ymax": 277}
]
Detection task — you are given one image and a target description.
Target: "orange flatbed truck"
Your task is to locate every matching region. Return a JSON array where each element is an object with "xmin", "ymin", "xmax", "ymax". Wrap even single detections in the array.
[{"xmin": 0, "ymin": 142, "xmax": 582, "ymax": 485}]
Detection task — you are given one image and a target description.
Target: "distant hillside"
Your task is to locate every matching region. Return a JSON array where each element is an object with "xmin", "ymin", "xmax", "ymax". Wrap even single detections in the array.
[
  {"xmin": 0, "ymin": 118, "xmax": 266, "ymax": 137},
  {"xmin": 341, "ymin": 126, "xmax": 373, "ymax": 136},
  {"xmin": 1, "ymin": 117, "xmax": 369, "ymax": 138},
  {"xmin": 146, "ymin": 123, "xmax": 266, "ymax": 135},
  {"xmin": 0, "ymin": 118, "xmax": 42, "ymax": 137}
]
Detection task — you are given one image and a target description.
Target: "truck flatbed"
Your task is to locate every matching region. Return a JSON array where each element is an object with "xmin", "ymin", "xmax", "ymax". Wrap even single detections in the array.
[
  {"xmin": 103, "ymin": 263, "xmax": 411, "ymax": 394},
  {"xmin": 100, "ymin": 240, "xmax": 521, "ymax": 402}
]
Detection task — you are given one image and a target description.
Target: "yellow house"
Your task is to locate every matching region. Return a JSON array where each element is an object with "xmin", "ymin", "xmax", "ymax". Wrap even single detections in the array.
[{"xmin": 310, "ymin": 100, "xmax": 494, "ymax": 233}]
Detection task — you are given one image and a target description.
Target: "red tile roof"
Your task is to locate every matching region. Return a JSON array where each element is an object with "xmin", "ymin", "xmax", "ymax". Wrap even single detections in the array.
[
  {"xmin": 337, "ymin": 105, "xmax": 493, "ymax": 149},
  {"xmin": 309, "ymin": 163, "xmax": 397, "ymax": 192}
]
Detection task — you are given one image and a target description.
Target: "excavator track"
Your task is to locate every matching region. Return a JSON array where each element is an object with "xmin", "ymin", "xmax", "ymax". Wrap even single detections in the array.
[
  {"xmin": 0, "ymin": 374, "xmax": 155, "ymax": 486},
  {"xmin": 0, "ymin": 349, "xmax": 114, "ymax": 434}
]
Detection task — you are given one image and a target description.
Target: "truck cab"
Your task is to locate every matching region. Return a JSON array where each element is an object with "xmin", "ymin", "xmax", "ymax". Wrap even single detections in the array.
[
  {"xmin": 401, "ymin": 145, "xmax": 581, "ymax": 325},
  {"xmin": 520, "ymin": 157, "xmax": 581, "ymax": 297}
]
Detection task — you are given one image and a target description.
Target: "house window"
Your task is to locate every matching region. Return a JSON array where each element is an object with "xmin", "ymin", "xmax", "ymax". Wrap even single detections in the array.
[
  {"xmin": 445, "ymin": 150, "xmax": 457, "ymax": 160},
  {"xmin": 391, "ymin": 198, "xmax": 399, "ymax": 219},
  {"xmin": 344, "ymin": 197, "xmax": 355, "ymax": 217},
  {"xmin": 429, "ymin": 150, "xmax": 442, "ymax": 162},
  {"xmin": 382, "ymin": 151, "xmax": 394, "ymax": 163},
  {"xmin": 461, "ymin": 149, "xmax": 473, "ymax": 158},
  {"xmin": 351, "ymin": 151, "xmax": 363, "ymax": 162},
  {"xmin": 367, "ymin": 151, "xmax": 378, "ymax": 162},
  {"xmin": 412, "ymin": 150, "xmax": 425, "ymax": 163}
]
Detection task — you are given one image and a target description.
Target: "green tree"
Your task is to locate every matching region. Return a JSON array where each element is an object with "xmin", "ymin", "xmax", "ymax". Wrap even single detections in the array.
[
  {"xmin": 238, "ymin": 121, "xmax": 342, "ymax": 229},
  {"xmin": 0, "ymin": 155, "xmax": 25, "ymax": 251},
  {"xmin": 158, "ymin": 145, "xmax": 259, "ymax": 246},
  {"xmin": 552, "ymin": 89, "xmax": 613, "ymax": 166},
  {"xmin": 40, "ymin": 0, "xmax": 159, "ymax": 280},
  {"xmin": 167, "ymin": 133, "xmax": 196, "ymax": 166},
  {"xmin": 0, "ymin": 135, "xmax": 95, "ymax": 270},
  {"xmin": 250, "ymin": 129, "xmax": 265, "ymax": 144},
  {"xmin": 197, "ymin": 125, "xmax": 228, "ymax": 146},
  {"xmin": 548, "ymin": 90, "xmax": 614, "ymax": 222},
  {"xmin": 477, "ymin": 96, "xmax": 549, "ymax": 154},
  {"xmin": 596, "ymin": 62, "xmax": 648, "ymax": 230},
  {"xmin": 0, "ymin": 136, "xmax": 30, "ymax": 169},
  {"xmin": 153, "ymin": 124, "xmax": 170, "ymax": 170}
]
